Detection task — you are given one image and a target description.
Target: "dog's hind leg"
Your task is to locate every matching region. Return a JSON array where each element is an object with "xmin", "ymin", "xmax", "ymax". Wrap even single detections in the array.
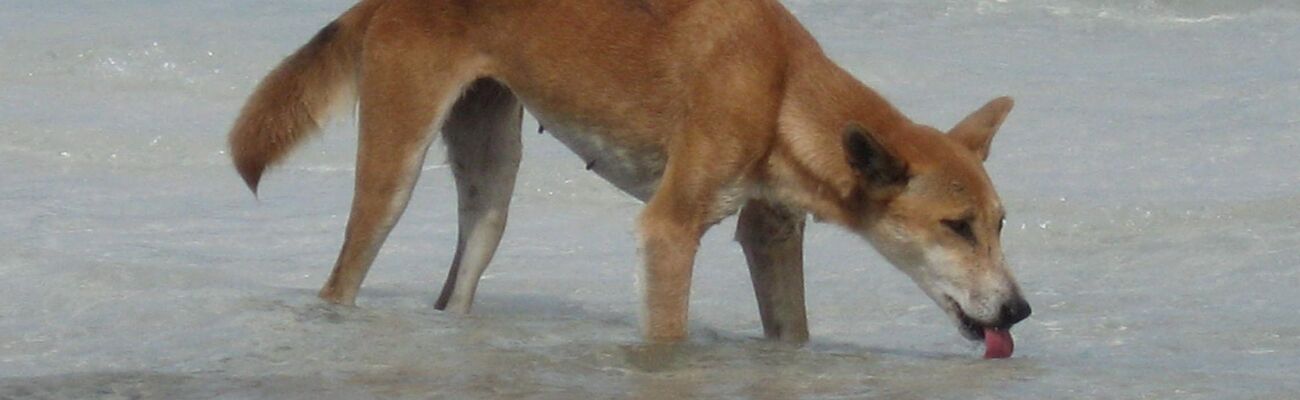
[
  {"xmin": 433, "ymin": 79, "xmax": 523, "ymax": 313},
  {"xmin": 736, "ymin": 199, "xmax": 809, "ymax": 342},
  {"xmin": 318, "ymin": 10, "xmax": 486, "ymax": 306}
]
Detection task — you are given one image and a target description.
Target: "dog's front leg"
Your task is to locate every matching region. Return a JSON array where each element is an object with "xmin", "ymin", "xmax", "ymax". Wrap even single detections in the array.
[
  {"xmin": 736, "ymin": 200, "xmax": 809, "ymax": 342},
  {"xmin": 638, "ymin": 203, "xmax": 705, "ymax": 342},
  {"xmin": 636, "ymin": 152, "xmax": 735, "ymax": 342}
]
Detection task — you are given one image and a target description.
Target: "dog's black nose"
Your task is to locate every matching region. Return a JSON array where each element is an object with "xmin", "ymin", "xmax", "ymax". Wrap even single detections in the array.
[{"xmin": 999, "ymin": 297, "xmax": 1032, "ymax": 326}]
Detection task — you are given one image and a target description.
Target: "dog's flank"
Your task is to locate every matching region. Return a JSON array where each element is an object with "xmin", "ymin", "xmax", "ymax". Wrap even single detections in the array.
[{"xmin": 228, "ymin": 0, "xmax": 1030, "ymax": 349}]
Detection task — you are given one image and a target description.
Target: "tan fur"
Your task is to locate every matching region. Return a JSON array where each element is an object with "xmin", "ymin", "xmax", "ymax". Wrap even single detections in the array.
[
  {"xmin": 229, "ymin": 0, "xmax": 1030, "ymax": 344},
  {"xmin": 228, "ymin": 0, "xmax": 383, "ymax": 192}
]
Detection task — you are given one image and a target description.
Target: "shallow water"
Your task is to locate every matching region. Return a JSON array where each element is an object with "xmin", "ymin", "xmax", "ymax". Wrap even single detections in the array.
[{"xmin": 2, "ymin": 0, "xmax": 1298, "ymax": 399}]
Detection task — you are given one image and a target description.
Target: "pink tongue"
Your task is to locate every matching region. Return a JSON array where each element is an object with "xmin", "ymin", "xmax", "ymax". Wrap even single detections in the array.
[{"xmin": 983, "ymin": 328, "xmax": 1014, "ymax": 359}]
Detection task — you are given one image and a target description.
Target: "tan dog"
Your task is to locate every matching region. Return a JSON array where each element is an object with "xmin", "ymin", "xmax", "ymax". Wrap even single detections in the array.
[{"xmin": 229, "ymin": 0, "xmax": 1031, "ymax": 346}]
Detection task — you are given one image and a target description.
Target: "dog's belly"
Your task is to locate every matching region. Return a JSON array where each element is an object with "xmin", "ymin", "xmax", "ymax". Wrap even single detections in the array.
[{"xmin": 536, "ymin": 118, "xmax": 667, "ymax": 202}]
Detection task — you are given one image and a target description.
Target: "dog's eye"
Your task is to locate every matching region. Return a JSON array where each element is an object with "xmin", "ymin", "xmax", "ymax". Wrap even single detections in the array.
[{"xmin": 942, "ymin": 219, "xmax": 976, "ymax": 244}]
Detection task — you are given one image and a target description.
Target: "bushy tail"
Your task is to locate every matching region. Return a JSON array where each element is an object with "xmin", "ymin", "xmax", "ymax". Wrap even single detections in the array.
[{"xmin": 227, "ymin": 1, "xmax": 380, "ymax": 193}]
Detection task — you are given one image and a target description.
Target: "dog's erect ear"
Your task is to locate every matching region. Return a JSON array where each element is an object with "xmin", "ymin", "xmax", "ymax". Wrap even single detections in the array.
[
  {"xmin": 949, "ymin": 96, "xmax": 1014, "ymax": 161},
  {"xmin": 843, "ymin": 123, "xmax": 909, "ymax": 188}
]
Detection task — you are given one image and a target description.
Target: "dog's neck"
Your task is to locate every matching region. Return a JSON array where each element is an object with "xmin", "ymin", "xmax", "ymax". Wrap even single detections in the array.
[{"xmin": 764, "ymin": 53, "xmax": 911, "ymax": 228}]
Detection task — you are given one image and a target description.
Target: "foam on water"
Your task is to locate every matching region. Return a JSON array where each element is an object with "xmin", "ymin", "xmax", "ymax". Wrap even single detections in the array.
[{"xmin": 2, "ymin": 0, "xmax": 1298, "ymax": 398}]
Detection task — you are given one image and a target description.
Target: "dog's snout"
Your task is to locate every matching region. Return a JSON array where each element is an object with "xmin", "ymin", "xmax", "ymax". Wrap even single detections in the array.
[{"xmin": 999, "ymin": 297, "xmax": 1032, "ymax": 326}]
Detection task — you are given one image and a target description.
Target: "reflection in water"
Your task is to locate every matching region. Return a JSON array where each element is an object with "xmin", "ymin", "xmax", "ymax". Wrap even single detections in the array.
[{"xmin": 615, "ymin": 339, "xmax": 1046, "ymax": 399}]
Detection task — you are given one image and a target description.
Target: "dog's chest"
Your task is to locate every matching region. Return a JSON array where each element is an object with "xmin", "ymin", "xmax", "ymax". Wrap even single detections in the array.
[{"xmin": 537, "ymin": 118, "xmax": 667, "ymax": 202}]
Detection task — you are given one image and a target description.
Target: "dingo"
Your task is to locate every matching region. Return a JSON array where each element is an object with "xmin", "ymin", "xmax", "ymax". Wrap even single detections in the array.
[{"xmin": 228, "ymin": 0, "xmax": 1031, "ymax": 352}]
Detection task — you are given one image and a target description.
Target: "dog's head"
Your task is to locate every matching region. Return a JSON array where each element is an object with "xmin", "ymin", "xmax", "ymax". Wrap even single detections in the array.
[{"xmin": 843, "ymin": 97, "xmax": 1030, "ymax": 341}]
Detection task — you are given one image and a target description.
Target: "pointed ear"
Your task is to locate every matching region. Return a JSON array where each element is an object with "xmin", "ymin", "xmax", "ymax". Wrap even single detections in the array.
[
  {"xmin": 843, "ymin": 123, "xmax": 909, "ymax": 187},
  {"xmin": 949, "ymin": 96, "xmax": 1014, "ymax": 161}
]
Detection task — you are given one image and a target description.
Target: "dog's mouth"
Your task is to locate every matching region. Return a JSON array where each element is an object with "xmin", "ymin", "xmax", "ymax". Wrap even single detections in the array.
[
  {"xmin": 943, "ymin": 295, "xmax": 999, "ymax": 341},
  {"xmin": 957, "ymin": 308, "xmax": 985, "ymax": 340},
  {"xmin": 944, "ymin": 296, "xmax": 1015, "ymax": 359}
]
